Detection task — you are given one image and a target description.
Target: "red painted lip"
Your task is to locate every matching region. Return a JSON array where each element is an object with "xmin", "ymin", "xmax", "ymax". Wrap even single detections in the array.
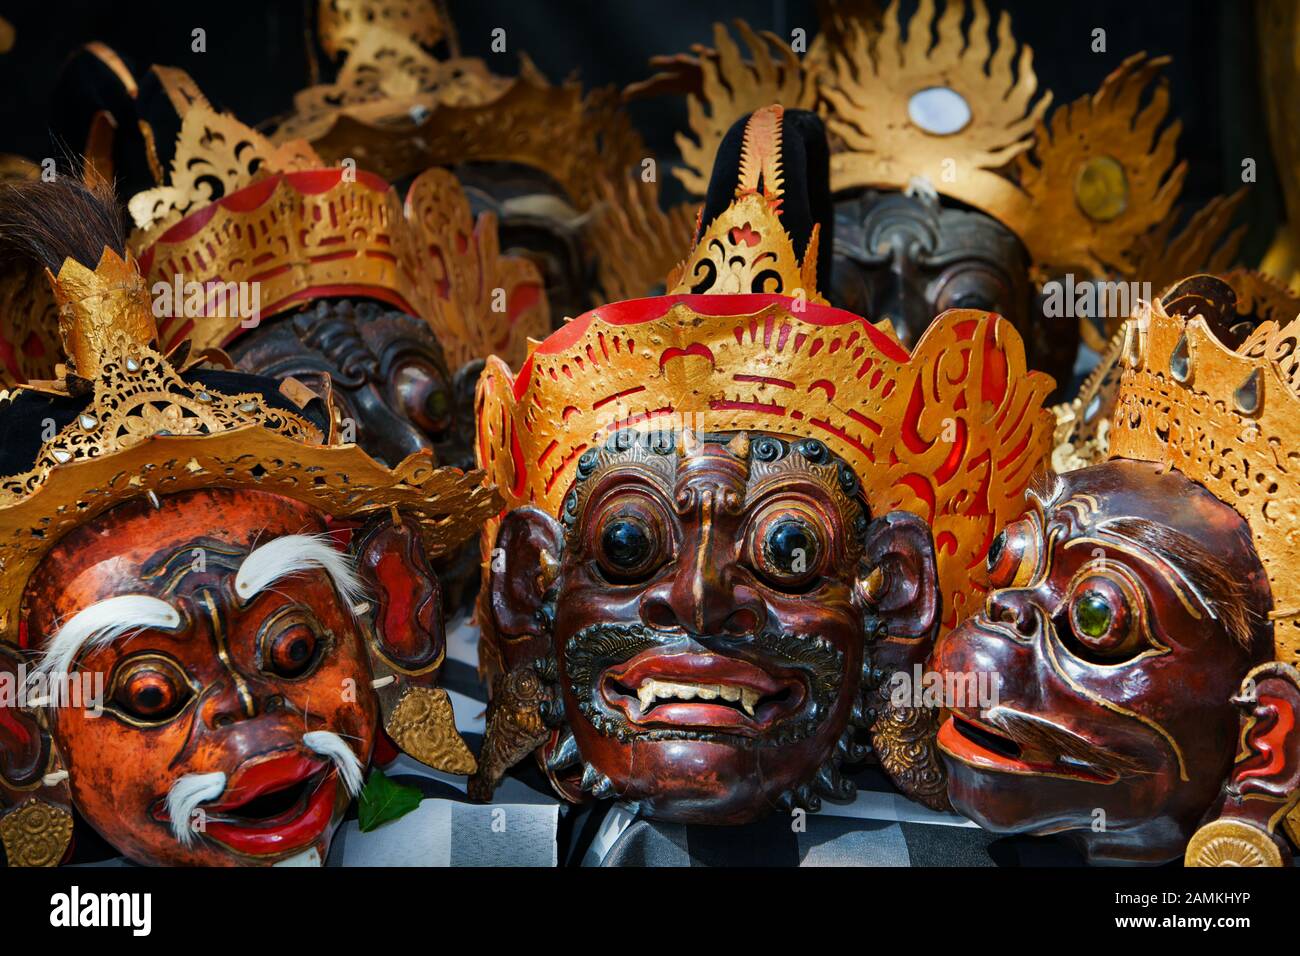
[
  {"xmin": 937, "ymin": 714, "xmax": 1117, "ymax": 785},
  {"xmin": 156, "ymin": 752, "xmax": 342, "ymax": 858},
  {"xmin": 601, "ymin": 649, "xmax": 806, "ymax": 735}
]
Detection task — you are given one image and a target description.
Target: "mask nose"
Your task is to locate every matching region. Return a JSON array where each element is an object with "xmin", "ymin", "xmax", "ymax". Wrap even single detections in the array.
[
  {"xmin": 986, "ymin": 588, "xmax": 1040, "ymax": 638},
  {"xmin": 638, "ymin": 504, "xmax": 764, "ymax": 637},
  {"xmin": 202, "ymin": 677, "xmax": 289, "ymax": 728}
]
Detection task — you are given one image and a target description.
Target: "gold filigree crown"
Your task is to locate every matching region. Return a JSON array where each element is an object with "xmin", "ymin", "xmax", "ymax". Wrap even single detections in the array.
[
  {"xmin": 477, "ymin": 297, "xmax": 1054, "ymax": 635},
  {"xmin": 1108, "ymin": 298, "xmax": 1300, "ymax": 664},
  {"xmin": 666, "ymin": 105, "xmax": 826, "ymax": 303},
  {"xmin": 128, "ymin": 67, "xmax": 548, "ymax": 370},
  {"xmin": 667, "ymin": 0, "xmax": 1242, "ymax": 283},
  {"xmin": 266, "ymin": 1, "xmax": 696, "ymax": 304},
  {"xmin": 0, "ymin": 246, "xmax": 500, "ymax": 645}
]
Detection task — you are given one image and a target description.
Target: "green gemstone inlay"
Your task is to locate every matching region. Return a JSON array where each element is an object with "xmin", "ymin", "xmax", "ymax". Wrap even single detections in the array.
[{"xmin": 1075, "ymin": 591, "xmax": 1112, "ymax": 638}]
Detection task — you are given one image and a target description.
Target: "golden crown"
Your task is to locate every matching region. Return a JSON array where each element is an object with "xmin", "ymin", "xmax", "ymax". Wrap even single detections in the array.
[
  {"xmin": 1053, "ymin": 270, "xmax": 1300, "ymax": 471},
  {"xmin": 664, "ymin": 0, "xmax": 1243, "ymax": 283},
  {"xmin": 0, "ymin": 246, "xmax": 501, "ymax": 646},
  {"xmin": 268, "ymin": 1, "xmax": 695, "ymax": 304},
  {"xmin": 1108, "ymin": 297, "xmax": 1300, "ymax": 665},
  {"xmin": 128, "ymin": 67, "xmax": 548, "ymax": 370},
  {"xmin": 477, "ymin": 297, "xmax": 1054, "ymax": 635}
]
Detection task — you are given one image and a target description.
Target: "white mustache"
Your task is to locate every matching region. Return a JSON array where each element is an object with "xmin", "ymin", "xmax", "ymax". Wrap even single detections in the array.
[
  {"xmin": 303, "ymin": 730, "xmax": 364, "ymax": 797},
  {"xmin": 165, "ymin": 731, "xmax": 364, "ymax": 848},
  {"xmin": 165, "ymin": 772, "xmax": 226, "ymax": 847}
]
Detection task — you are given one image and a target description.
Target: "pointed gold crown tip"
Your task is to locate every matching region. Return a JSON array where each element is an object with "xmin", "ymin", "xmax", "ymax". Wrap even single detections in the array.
[{"xmin": 47, "ymin": 246, "xmax": 159, "ymax": 379}]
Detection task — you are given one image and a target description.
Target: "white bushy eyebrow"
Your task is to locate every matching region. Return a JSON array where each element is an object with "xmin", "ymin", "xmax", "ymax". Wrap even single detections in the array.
[
  {"xmin": 33, "ymin": 595, "xmax": 182, "ymax": 683},
  {"xmin": 233, "ymin": 533, "xmax": 365, "ymax": 610}
]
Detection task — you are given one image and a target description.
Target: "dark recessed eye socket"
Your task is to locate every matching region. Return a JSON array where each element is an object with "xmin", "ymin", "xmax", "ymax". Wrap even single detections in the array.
[
  {"xmin": 750, "ymin": 511, "xmax": 825, "ymax": 591},
  {"xmin": 595, "ymin": 514, "xmax": 663, "ymax": 583},
  {"xmin": 986, "ymin": 518, "xmax": 1040, "ymax": 590},
  {"xmin": 1066, "ymin": 575, "xmax": 1136, "ymax": 660},
  {"xmin": 111, "ymin": 658, "xmax": 193, "ymax": 723},
  {"xmin": 934, "ymin": 266, "xmax": 1009, "ymax": 315},
  {"xmin": 392, "ymin": 360, "xmax": 452, "ymax": 438}
]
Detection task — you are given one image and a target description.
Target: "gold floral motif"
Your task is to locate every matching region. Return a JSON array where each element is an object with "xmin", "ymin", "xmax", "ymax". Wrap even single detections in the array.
[
  {"xmin": 404, "ymin": 168, "xmax": 550, "ymax": 369},
  {"xmin": 869, "ymin": 682, "xmax": 950, "ymax": 811},
  {"xmin": 384, "ymin": 686, "xmax": 477, "ymax": 775},
  {"xmin": 129, "ymin": 95, "xmax": 322, "ymax": 236},
  {"xmin": 0, "ymin": 801, "xmax": 73, "ymax": 868},
  {"xmin": 0, "ymin": 799, "xmax": 74, "ymax": 867},
  {"xmin": 668, "ymin": 194, "xmax": 823, "ymax": 301},
  {"xmin": 1185, "ymin": 818, "xmax": 1284, "ymax": 867},
  {"xmin": 468, "ymin": 661, "xmax": 553, "ymax": 801},
  {"xmin": 316, "ymin": 0, "xmax": 450, "ymax": 60}
]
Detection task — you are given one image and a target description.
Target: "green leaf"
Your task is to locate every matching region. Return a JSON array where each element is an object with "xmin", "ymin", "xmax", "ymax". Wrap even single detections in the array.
[{"xmin": 357, "ymin": 768, "xmax": 423, "ymax": 832}]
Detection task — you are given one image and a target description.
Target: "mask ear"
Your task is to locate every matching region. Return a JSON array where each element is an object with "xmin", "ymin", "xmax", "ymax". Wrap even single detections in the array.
[
  {"xmin": 489, "ymin": 506, "xmax": 565, "ymax": 646},
  {"xmin": 353, "ymin": 516, "xmax": 444, "ymax": 672},
  {"xmin": 351, "ymin": 515, "xmax": 476, "ymax": 776},
  {"xmin": 1186, "ymin": 662, "xmax": 1300, "ymax": 867},
  {"xmin": 856, "ymin": 510, "xmax": 939, "ymax": 671},
  {"xmin": 468, "ymin": 507, "xmax": 565, "ymax": 802},
  {"xmin": 856, "ymin": 511, "xmax": 949, "ymax": 812}
]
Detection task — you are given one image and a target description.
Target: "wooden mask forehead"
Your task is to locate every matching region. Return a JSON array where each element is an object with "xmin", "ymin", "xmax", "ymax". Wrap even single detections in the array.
[{"xmin": 20, "ymin": 489, "xmax": 327, "ymax": 636}]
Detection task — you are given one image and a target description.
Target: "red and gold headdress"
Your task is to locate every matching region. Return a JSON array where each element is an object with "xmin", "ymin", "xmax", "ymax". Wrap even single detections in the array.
[
  {"xmin": 126, "ymin": 67, "xmax": 548, "ymax": 370},
  {"xmin": 479, "ymin": 295, "xmax": 1052, "ymax": 635},
  {"xmin": 478, "ymin": 104, "xmax": 1053, "ymax": 645}
]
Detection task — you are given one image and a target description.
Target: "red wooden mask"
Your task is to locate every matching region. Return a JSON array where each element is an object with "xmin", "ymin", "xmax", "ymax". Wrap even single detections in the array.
[{"xmin": 20, "ymin": 489, "xmax": 378, "ymax": 866}]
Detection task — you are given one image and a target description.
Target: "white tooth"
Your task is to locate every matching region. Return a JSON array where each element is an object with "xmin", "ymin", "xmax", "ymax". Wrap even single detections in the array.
[
  {"xmin": 720, "ymin": 685, "xmax": 740, "ymax": 702},
  {"xmin": 696, "ymin": 684, "xmax": 718, "ymax": 700},
  {"xmin": 673, "ymin": 683, "xmax": 697, "ymax": 700},
  {"xmin": 638, "ymin": 681, "xmax": 657, "ymax": 710},
  {"xmin": 741, "ymin": 688, "xmax": 759, "ymax": 716}
]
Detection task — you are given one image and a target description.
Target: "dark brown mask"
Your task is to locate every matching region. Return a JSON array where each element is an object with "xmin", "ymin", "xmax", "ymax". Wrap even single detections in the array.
[
  {"xmin": 228, "ymin": 300, "xmax": 481, "ymax": 608},
  {"xmin": 482, "ymin": 429, "xmax": 941, "ymax": 824},
  {"xmin": 931, "ymin": 460, "xmax": 1274, "ymax": 863},
  {"xmin": 832, "ymin": 190, "xmax": 1076, "ymax": 395}
]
